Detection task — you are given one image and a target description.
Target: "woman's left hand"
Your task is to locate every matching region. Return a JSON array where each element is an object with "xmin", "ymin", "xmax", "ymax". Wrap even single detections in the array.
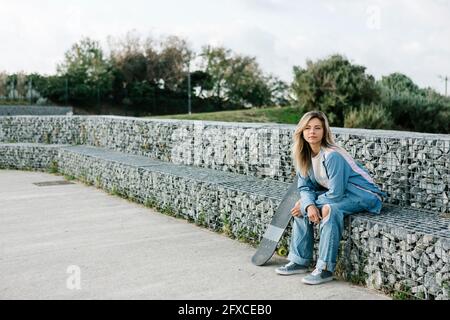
[{"xmin": 307, "ymin": 205, "xmax": 321, "ymax": 224}]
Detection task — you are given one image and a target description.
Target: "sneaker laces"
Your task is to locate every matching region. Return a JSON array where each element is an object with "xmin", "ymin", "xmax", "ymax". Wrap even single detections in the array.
[
  {"xmin": 283, "ymin": 262, "xmax": 296, "ymax": 269},
  {"xmin": 311, "ymin": 268, "xmax": 322, "ymax": 276}
]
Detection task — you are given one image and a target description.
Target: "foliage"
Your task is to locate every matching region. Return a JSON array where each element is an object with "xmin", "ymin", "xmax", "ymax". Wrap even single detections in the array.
[
  {"xmin": 291, "ymin": 54, "xmax": 379, "ymax": 126},
  {"xmin": 199, "ymin": 45, "xmax": 283, "ymax": 107},
  {"xmin": 220, "ymin": 212, "xmax": 232, "ymax": 236},
  {"xmin": 392, "ymin": 284, "xmax": 414, "ymax": 300},
  {"xmin": 156, "ymin": 35, "xmax": 192, "ymax": 91},
  {"xmin": 57, "ymin": 37, "xmax": 114, "ymax": 106},
  {"xmin": 344, "ymin": 103, "xmax": 394, "ymax": 129},
  {"xmin": 144, "ymin": 196, "xmax": 158, "ymax": 208},
  {"xmin": 379, "ymin": 86, "xmax": 450, "ymax": 133},
  {"xmin": 47, "ymin": 160, "xmax": 59, "ymax": 174},
  {"xmin": 267, "ymin": 74, "xmax": 290, "ymax": 106},
  {"xmin": 0, "ymin": 71, "xmax": 7, "ymax": 97},
  {"xmin": 108, "ymin": 32, "xmax": 192, "ymax": 111},
  {"xmin": 0, "ymin": 72, "xmax": 38, "ymax": 102},
  {"xmin": 379, "ymin": 73, "xmax": 420, "ymax": 94},
  {"xmin": 36, "ymin": 75, "xmax": 67, "ymax": 105},
  {"xmin": 2, "ymin": 32, "xmax": 449, "ymax": 134},
  {"xmin": 195, "ymin": 211, "xmax": 207, "ymax": 227}
]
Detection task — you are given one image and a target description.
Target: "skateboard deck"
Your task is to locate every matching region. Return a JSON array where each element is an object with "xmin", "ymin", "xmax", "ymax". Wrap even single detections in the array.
[{"xmin": 251, "ymin": 175, "xmax": 299, "ymax": 266}]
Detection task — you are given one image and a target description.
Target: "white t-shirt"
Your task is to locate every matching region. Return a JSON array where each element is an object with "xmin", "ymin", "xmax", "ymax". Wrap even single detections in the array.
[{"xmin": 311, "ymin": 148, "xmax": 329, "ymax": 189}]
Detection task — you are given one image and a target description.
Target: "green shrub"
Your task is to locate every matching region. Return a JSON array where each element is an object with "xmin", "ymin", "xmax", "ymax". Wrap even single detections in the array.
[
  {"xmin": 196, "ymin": 211, "xmax": 207, "ymax": 227},
  {"xmin": 392, "ymin": 284, "xmax": 414, "ymax": 300},
  {"xmin": 144, "ymin": 196, "xmax": 157, "ymax": 208},
  {"xmin": 47, "ymin": 160, "xmax": 59, "ymax": 174},
  {"xmin": 161, "ymin": 204, "xmax": 176, "ymax": 217},
  {"xmin": 220, "ymin": 212, "xmax": 232, "ymax": 236},
  {"xmin": 380, "ymin": 88, "xmax": 450, "ymax": 133},
  {"xmin": 344, "ymin": 104, "xmax": 394, "ymax": 130},
  {"xmin": 291, "ymin": 54, "xmax": 380, "ymax": 126}
]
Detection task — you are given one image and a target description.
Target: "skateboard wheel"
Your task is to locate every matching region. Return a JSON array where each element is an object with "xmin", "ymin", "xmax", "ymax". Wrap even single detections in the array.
[{"xmin": 277, "ymin": 246, "xmax": 288, "ymax": 256}]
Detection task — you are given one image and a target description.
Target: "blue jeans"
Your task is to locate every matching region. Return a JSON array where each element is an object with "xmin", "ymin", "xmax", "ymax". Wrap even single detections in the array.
[{"xmin": 287, "ymin": 192, "xmax": 380, "ymax": 272}]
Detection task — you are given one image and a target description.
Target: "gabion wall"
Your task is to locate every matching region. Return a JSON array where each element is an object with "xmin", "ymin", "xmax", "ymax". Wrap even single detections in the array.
[
  {"xmin": 0, "ymin": 105, "xmax": 73, "ymax": 116},
  {"xmin": 342, "ymin": 212, "xmax": 449, "ymax": 300},
  {"xmin": 0, "ymin": 116, "xmax": 448, "ymax": 214},
  {"xmin": 1, "ymin": 143, "xmax": 448, "ymax": 299},
  {"xmin": 54, "ymin": 146, "xmax": 282, "ymax": 251},
  {"xmin": 0, "ymin": 143, "xmax": 64, "ymax": 170}
]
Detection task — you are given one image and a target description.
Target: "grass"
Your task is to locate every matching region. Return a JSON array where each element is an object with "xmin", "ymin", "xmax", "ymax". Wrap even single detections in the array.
[
  {"xmin": 47, "ymin": 160, "xmax": 58, "ymax": 174},
  {"xmin": 195, "ymin": 211, "xmax": 207, "ymax": 227},
  {"xmin": 64, "ymin": 174, "xmax": 76, "ymax": 181},
  {"xmin": 0, "ymin": 100, "xmax": 33, "ymax": 105},
  {"xmin": 392, "ymin": 284, "xmax": 416, "ymax": 300},
  {"xmin": 219, "ymin": 212, "xmax": 231, "ymax": 235},
  {"xmin": 146, "ymin": 105, "xmax": 304, "ymax": 124}
]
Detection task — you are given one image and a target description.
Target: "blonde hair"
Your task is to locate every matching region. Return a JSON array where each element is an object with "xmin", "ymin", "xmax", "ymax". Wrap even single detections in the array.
[{"xmin": 292, "ymin": 111, "xmax": 336, "ymax": 177}]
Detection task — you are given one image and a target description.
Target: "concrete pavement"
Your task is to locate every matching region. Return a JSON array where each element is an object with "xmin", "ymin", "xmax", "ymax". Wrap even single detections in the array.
[{"xmin": 0, "ymin": 170, "xmax": 389, "ymax": 300}]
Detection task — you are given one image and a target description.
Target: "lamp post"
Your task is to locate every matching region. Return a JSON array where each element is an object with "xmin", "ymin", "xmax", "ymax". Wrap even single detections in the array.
[
  {"xmin": 188, "ymin": 59, "xmax": 191, "ymax": 115},
  {"xmin": 28, "ymin": 77, "xmax": 32, "ymax": 105}
]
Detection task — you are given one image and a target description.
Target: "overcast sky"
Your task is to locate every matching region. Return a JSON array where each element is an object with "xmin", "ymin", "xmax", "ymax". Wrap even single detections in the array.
[{"xmin": 1, "ymin": 0, "xmax": 449, "ymax": 94}]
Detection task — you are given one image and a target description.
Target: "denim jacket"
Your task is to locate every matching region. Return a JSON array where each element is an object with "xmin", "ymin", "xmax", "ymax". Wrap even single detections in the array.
[{"xmin": 298, "ymin": 146, "xmax": 386, "ymax": 215}]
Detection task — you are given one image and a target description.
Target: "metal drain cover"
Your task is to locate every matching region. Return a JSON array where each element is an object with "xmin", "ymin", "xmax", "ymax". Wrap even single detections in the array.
[{"xmin": 33, "ymin": 180, "xmax": 75, "ymax": 186}]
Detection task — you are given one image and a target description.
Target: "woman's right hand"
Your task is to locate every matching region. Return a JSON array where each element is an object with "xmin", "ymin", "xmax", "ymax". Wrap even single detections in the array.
[{"xmin": 290, "ymin": 200, "xmax": 302, "ymax": 217}]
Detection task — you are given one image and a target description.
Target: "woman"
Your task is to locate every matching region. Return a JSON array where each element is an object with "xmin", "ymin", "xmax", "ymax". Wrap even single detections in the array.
[{"xmin": 275, "ymin": 111, "xmax": 385, "ymax": 285}]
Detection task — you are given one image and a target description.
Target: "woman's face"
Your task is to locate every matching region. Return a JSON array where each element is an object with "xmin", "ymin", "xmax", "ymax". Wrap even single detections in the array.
[{"xmin": 303, "ymin": 117, "xmax": 324, "ymax": 145}]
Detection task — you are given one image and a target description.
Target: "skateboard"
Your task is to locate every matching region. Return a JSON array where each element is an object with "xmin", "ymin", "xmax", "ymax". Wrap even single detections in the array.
[{"xmin": 251, "ymin": 175, "xmax": 299, "ymax": 266}]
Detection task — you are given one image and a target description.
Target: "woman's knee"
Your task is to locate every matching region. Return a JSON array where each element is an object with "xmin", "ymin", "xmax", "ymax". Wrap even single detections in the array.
[
  {"xmin": 321, "ymin": 205, "xmax": 330, "ymax": 218},
  {"xmin": 320, "ymin": 205, "xmax": 343, "ymax": 224},
  {"xmin": 321, "ymin": 204, "xmax": 331, "ymax": 223}
]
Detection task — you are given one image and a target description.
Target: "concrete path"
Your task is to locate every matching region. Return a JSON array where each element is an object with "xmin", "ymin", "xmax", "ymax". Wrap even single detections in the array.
[{"xmin": 0, "ymin": 170, "xmax": 389, "ymax": 300}]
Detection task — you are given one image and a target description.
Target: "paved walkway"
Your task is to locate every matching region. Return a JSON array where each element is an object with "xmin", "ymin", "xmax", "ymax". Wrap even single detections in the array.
[{"xmin": 0, "ymin": 170, "xmax": 389, "ymax": 300}]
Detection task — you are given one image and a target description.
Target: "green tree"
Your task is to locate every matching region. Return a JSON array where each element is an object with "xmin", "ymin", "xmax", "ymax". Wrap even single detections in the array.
[
  {"xmin": 379, "ymin": 73, "xmax": 420, "ymax": 94},
  {"xmin": 378, "ymin": 73, "xmax": 450, "ymax": 133},
  {"xmin": 186, "ymin": 70, "xmax": 213, "ymax": 98},
  {"xmin": 0, "ymin": 71, "xmax": 8, "ymax": 98},
  {"xmin": 224, "ymin": 54, "xmax": 272, "ymax": 106},
  {"xmin": 109, "ymin": 33, "xmax": 192, "ymax": 111},
  {"xmin": 40, "ymin": 75, "xmax": 69, "ymax": 105},
  {"xmin": 380, "ymin": 88, "xmax": 450, "ymax": 133},
  {"xmin": 109, "ymin": 32, "xmax": 149, "ymax": 106},
  {"xmin": 291, "ymin": 54, "xmax": 379, "ymax": 126},
  {"xmin": 266, "ymin": 74, "xmax": 290, "ymax": 106},
  {"xmin": 199, "ymin": 45, "xmax": 273, "ymax": 107},
  {"xmin": 27, "ymin": 73, "xmax": 50, "ymax": 104},
  {"xmin": 155, "ymin": 35, "xmax": 192, "ymax": 91},
  {"xmin": 200, "ymin": 45, "xmax": 230, "ymax": 101},
  {"xmin": 57, "ymin": 37, "xmax": 113, "ymax": 106},
  {"xmin": 15, "ymin": 72, "xmax": 27, "ymax": 99},
  {"xmin": 109, "ymin": 31, "xmax": 147, "ymax": 82}
]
